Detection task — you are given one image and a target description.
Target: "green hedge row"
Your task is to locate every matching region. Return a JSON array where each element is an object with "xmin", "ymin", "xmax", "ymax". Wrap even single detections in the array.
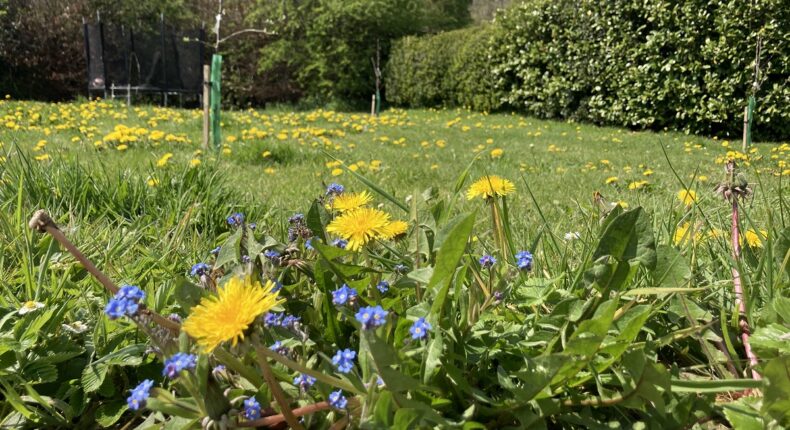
[
  {"xmin": 385, "ymin": 0, "xmax": 790, "ymax": 139},
  {"xmin": 386, "ymin": 26, "xmax": 504, "ymax": 112}
]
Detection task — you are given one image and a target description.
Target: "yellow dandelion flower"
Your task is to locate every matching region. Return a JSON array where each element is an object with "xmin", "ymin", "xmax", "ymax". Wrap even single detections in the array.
[
  {"xmin": 742, "ymin": 229, "xmax": 767, "ymax": 248},
  {"xmin": 262, "ymin": 150, "xmax": 272, "ymax": 158},
  {"xmin": 182, "ymin": 276, "xmax": 283, "ymax": 352},
  {"xmin": 190, "ymin": 158, "xmax": 201, "ymax": 167},
  {"xmin": 643, "ymin": 169, "xmax": 654, "ymax": 176},
  {"xmin": 147, "ymin": 178, "xmax": 159, "ymax": 187},
  {"xmin": 673, "ymin": 222, "xmax": 701, "ymax": 245},
  {"xmin": 34, "ymin": 153, "xmax": 50, "ymax": 161},
  {"xmin": 379, "ymin": 220, "xmax": 409, "ymax": 239},
  {"xmin": 605, "ymin": 176, "xmax": 619, "ymax": 185},
  {"xmin": 117, "ymin": 144, "xmax": 128, "ymax": 151},
  {"xmin": 264, "ymin": 167, "xmax": 276, "ymax": 174},
  {"xmin": 331, "ymin": 191, "xmax": 373, "ymax": 212},
  {"xmin": 156, "ymin": 153, "xmax": 174, "ymax": 167},
  {"xmin": 490, "ymin": 148, "xmax": 504, "ymax": 158},
  {"xmin": 466, "ymin": 175, "xmax": 516, "ymax": 200},
  {"xmin": 326, "ymin": 207, "xmax": 392, "ymax": 251},
  {"xmin": 677, "ymin": 189, "xmax": 697, "ymax": 206},
  {"xmin": 628, "ymin": 180, "xmax": 649, "ymax": 190},
  {"xmin": 331, "ymin": 168, "xmax": 344, "ymax": 176}
]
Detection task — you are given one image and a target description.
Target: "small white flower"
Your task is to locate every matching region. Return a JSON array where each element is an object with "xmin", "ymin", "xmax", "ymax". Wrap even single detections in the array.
[
  {"xmin": 564, "ymin": 231, "xmax": 582, "ymax": 241},
  {"xmin": 18, "ymin": 301, "xmax": 45, "ymax": 315},
  {"xmin": 62, "ymin": 321, "xmax": 89, "ymax": 334}
]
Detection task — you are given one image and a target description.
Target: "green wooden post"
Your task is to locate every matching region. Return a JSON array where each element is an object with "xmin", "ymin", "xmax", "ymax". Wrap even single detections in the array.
[
  {"xmin": 210, "ymin": 54, "xmax": 222, "ymax": 150},
  {"xmin": 746, "ymin": 95, "xmax": 755, "ymax": 148}
]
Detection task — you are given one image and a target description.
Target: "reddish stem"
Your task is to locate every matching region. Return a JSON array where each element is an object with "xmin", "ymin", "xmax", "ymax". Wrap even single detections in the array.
[
  {"xmin": 730, "ymin": 194, "xmax": 761, "ymax": 380},
  {"xmin": 238, "ymin": 402, "xmax": 331, "ymax": 428}
]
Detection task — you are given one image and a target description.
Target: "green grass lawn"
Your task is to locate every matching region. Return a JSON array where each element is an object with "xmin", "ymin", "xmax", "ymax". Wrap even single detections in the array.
[
  {"xmin": 1, "ymin": 99, "xmax": 789, "ymax": 428},
  {"xmin": 2, "ymin": 99, "xmax": 787, "ymax": 230}
]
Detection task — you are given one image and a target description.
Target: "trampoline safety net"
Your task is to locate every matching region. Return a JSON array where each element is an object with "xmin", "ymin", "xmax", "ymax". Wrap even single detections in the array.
[{"xmin": 84, "ymin": 20, "xmax": 205, "ymax": 96}]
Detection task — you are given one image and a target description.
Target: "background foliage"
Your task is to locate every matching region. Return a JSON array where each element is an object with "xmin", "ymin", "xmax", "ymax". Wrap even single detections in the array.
[
  {"xmin": 386, "ymin": 0, "xmax": 790, "ymax": 140},
  {"xmin": 0, "ymin": 0, "xmax": 471, "ymax": 107}
]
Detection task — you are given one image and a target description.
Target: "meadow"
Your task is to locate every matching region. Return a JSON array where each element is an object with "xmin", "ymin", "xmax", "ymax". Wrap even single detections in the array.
[{"xmin": 0, "ymin": 98, "xmax": 789, "ymax": 428}]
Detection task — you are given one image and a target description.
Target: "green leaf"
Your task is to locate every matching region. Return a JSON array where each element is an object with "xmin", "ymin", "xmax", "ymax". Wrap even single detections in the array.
[
  {"xmin": 215, "ymin": 227, "xmax": 242, "ymax": 268},
  {"xmin": 429, "ymin": 212, "xmax": 475, "ymax": 316},
  {"xmin": 722, "ymin": 397, "xmax": 764, "ymax": 430},
  {"xmin": 173, "ymin": 277, "xmax": 208, "ymax": 312},
  {"xmin": 95, "ymin": 401, "xmax": 127, "ymax": 428},
  {"xmin": 652, "ymin": 245, "xmax": 691, "ymax": 288},
  {"xmin": 671, "ymin": 378, "xmax": 762, "ymax": 393},
  {"xmin": 393, "ymin": 408, "xmax": 421, "ymax": 430},
  {"xmin": 593, "ymin": 207, "xmax": 655, "ymax": 268},
  {"xmin": 423, "ymin": 330, "xmax": 443, "ymax": 384},
  {"xmin": 762, "ymin": 356, "xmax": 790, "ymax": 426},
  {"xmin": 306, "ymin": 199, "xmax": 328, "ymax": 242}
]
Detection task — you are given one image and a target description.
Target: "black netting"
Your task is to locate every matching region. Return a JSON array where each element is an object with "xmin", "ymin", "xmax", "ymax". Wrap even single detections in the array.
[
  {"xmin": 84, "ymin": 24, "xmax": 105, "ymax": 90},
  {"xmin": 103, "ymin": 25, "xmax": 131, "ymax": 87},
  {"xmin": 84, "ymin": 21, "xmax": 204, "ymax": 94},
  {"xmin": 173, "ymin": 29, "xmax": 204, "ymax": 92}
]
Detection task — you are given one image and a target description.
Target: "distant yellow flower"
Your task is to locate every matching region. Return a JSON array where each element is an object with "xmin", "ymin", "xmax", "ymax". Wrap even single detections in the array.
[
  {"xmin": 605, "ymin": 176, "xmax": 619, "ymax": 185},
  {"xmin": 262, "ymin": 150, "xmax": 272, "ymax": 158},
  {"xmin": 677, "ymin": 189, "xmax": 697, "ymax": 206},
  {"xmin": 466, "ymin": 175, "xmax": 516, "ymax": 200},
  {"xmin": 674, "ymin": 222, "xmax": 701, "ymax": 245},
  {"xmin": 628, "ymin": 180, "xmax": 649, "ymax": 190},
  {"xmin": 490, "ymin": 148, "xmax": 504, "ymax": 158},
  {"xmin": 331, "ymin": 191, "xmax": 373, "ymax": 212},
  {"xmin": 183, "ymin": 276, "xmax": 283, "ymax": 352},
  {"xmin": 156, "ymin": 153, "xmax": 174, "ymax": 167},
  {"xmin": 616, "ymin": 201, "xmax": 629, "ymax": 209},
  {"xmin": 190, "ymin": 158, "xmax": 201, "ymax": 167},
  {"xmin": 643, "ymin": 169, "xmax": 654, "ymax": 176},
  {"xmin": 743, "ymin": 229, "xmax": 767, "ymax": 248},
  {"xmin": 331, "ymin": 168, "xmax": 343, "ymax": 176},
  {"xmin": 117, "ymin": 144, "xmax": 128, "ymax": 151},
  {"xmin": 264, "ymin": 167, "xmax": 276, "ymax": 175},
  {"xmin": 327, "ymin": 207, "xmax": 394, "ymax": 251},
  {"xmin": 34, "ymin": 153, "xmax": 50, "ymax": 161}
]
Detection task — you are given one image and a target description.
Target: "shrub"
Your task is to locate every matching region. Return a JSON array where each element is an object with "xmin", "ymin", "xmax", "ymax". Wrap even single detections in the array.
[
  {"xmin": 387, "ymin": 0, "xmax": 790, "ymax": 140},
  {"xmin": 387, "ymin": 26, "xmax": 504, "ymax": 111}
]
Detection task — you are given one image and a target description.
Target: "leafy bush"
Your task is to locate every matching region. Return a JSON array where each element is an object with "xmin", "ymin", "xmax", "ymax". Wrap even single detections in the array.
[
  {"xmin": 386, "ymin": 26, "xmax": 504, "ymax": 111},
  {"xmin": 387, "ymin": 0, "xmax": 790, "ymax": 140}
]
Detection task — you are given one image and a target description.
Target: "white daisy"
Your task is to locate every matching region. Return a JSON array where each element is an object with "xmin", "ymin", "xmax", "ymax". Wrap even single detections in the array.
[{"xmin": 18, "ymin": 301, "xmax": 45, "ymax": 315}]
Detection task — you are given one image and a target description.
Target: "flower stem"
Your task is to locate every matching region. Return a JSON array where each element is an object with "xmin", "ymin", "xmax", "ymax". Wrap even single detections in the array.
[
  {"xmin": 726, "ymin": 161, "xmax": 760, "ymax": 380},
  {"xmin": 253, "ymin": 341, "xmax": 305, "ymax": 430}
]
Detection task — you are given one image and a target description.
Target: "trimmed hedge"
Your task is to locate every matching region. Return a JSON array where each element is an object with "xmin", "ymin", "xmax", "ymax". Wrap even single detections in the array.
[
  {"xmin": 385, "ymin": 0, "xmax": 790, "ymax": 139},
  {"xmin": 386, "ymin": 26, "xmax": 503, "ymax": 112}
]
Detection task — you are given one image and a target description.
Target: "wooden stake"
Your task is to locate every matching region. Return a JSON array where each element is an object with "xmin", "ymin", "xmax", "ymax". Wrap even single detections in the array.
[
  {"xmin": 742, "ymin": 106, "xmax": 748, "ymax": 153},
  {"xmin": 371, "ymin": 94, "xmax": 376, "ymax": 117},
  {"xmin": 203, "ymin": 64, "xmax": 210, "ymax": 150}
]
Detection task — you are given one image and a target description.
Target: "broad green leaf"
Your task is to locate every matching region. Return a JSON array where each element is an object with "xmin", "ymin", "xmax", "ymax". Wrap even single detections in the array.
[
  {"xmin": 430, "ymin": 212, "xmax": 475, "ymax": 316},
  {"xmin": 652, "ymin": 245, "xmax": 691, "ymax": 288},
  {"xmin": 762, "ymin": 356, "xmax": 790, "ymax": 426},
  {"xmin": 173, "ymin": 277, "xmax": 208, "ymax": 312},
  {"xmin": 95, "ymin": 401, "xmax": 127, "ymax": 428},
  {"xmin": 215, "ymin": 227, "xmax": 242, "ymax": 268},
  {"xmin": 722, "ymin": 397, "xmax": 764, "ymax": 430}
]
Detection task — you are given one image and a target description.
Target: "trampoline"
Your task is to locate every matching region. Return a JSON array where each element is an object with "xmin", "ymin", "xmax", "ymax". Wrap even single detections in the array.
[{"xmin": 83, "ymin": 17, "xmax": 205, "ymax": 105}]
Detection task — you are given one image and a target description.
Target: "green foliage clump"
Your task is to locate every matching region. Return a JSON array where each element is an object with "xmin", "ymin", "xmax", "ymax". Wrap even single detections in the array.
[
  {"xmin": 386, "ymin": 26, "xmax": 503, "ymax": 111},
  {"xmin": 387, "ymin": 0, "xmax": 790, "ymax": 140}
]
